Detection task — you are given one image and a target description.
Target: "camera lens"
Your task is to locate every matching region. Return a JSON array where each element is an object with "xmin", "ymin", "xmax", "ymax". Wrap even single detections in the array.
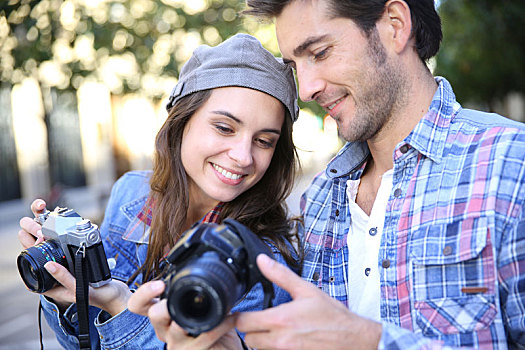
[
  {"xmin": 17, "ymin": 240, "xmax": 67, "ymax": 293},
  {"xmin": 166, "ymin": 252, "xmax": 245, "ymax": 334},
  {"xmin": 175, "ymin": 284, "xmax": 216, "ymax": 324},
  {"xmin": 179, "ymin": 289, "xmax": 212, "ymax": 319}
]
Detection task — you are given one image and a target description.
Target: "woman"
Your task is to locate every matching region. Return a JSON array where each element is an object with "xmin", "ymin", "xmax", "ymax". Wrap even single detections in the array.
[{"xmin": 18, "ymin": 33, "xmax": 300, "ymax": 349}]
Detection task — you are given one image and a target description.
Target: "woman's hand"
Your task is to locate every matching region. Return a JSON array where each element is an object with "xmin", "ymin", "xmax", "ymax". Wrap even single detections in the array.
[
  {"xmin": 43, "ymin": 261, "xmax": 131, "ymax": 316},
  {"xmin": 18, "ymin": 199, "xmax": 47, "ymax": 248},
  {"xmin": 129, "ymin": 281, "xmax": 243, "ymax": 350},
  {"xmin": 18, "ymin": 199, "xmax": 132, "ymax": 317},
  {"xmin": 17, "ymin": 199, "xmax": 73, "ymax": 310}
]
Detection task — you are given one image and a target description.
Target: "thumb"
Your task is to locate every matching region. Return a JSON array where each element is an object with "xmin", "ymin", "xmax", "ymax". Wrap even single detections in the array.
[
  {"xmin": 256, "ymin": 254, "xmax": 315, "ymax": 299},
  {"xmin": 31, "ymin": 199, "xmax": 47, "ymax": 216},
  {"xmin": 128, "ymin": 280, "xmax": 165, "ymax": 316}
]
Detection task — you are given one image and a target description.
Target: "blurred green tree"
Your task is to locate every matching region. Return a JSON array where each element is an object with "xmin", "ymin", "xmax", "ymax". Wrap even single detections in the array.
[
  {"xmin": 0, "ymin": 0, "xmax": 251, "ymax": 99},
  {"xmin": 435, "ymin": 0, "xmax": 525, "ymax": 110},
  {"xmin": 0, "ymin": 0, "xmax": 327, "ymax": 116}
]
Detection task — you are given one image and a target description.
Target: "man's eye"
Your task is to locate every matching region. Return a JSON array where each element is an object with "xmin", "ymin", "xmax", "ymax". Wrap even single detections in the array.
[{"xmin": 313, "ymin": 48, "xmax": 329, "ymax": 61}]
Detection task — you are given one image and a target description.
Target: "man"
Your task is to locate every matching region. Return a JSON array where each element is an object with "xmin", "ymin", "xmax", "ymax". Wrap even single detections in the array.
[
  {"xmin": 233, "ymin": 0, "xmax": 524, "ymax": 349},
  {"xmin": 129, "ymin": 0, "xmax": 524, "ymax": 348}
]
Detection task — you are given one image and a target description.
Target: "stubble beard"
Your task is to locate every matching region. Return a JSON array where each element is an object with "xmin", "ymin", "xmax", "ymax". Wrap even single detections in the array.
[{"xmin": 339, "ymin": 29, "xmax": 407, "ymax": 143}]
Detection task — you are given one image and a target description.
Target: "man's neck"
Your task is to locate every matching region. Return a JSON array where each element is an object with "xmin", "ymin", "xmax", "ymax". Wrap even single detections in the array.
[
  {"xmin": 355, "ymin": 66, "xmax": 437, "ymax": 215},
  {"xmin": 367, "ymin": 66, "xmax": 438, "ymax": 174}
]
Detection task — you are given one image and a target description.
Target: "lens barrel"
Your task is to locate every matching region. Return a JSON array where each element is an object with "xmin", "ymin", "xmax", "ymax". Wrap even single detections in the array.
[
  {"xmin": 17, "ymin": 240, "xmax": 67, "ymax": 293},
  {"xmin": 165, "ymin": 253, "xmax": 244, "ymax": 335}
]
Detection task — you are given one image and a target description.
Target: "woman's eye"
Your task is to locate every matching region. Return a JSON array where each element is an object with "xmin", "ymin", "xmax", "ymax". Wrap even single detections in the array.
[
  {"xmin": 256, "ymin": 138, "xmax": 275, "ymax": 149},
  {"xmin": 215, "ymin": 124, "xmax": 233, "ymax": 134}
]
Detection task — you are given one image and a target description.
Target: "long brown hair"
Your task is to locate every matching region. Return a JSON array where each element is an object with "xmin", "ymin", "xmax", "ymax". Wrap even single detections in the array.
[{"xmin": 137, "ymin": 89, "xmax": 301, "ymax": 282}]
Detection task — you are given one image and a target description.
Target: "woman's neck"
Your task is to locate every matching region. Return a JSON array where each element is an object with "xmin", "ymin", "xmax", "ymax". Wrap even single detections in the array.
[{"xmin": 186, "ymin": 193, "xmax": 219, "ymax": 230}]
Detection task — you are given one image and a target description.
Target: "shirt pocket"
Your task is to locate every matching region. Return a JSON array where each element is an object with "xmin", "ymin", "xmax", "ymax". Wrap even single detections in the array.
[{"xmin": 409, "ymin": 216, "xmax": 497, "ymax": 336}]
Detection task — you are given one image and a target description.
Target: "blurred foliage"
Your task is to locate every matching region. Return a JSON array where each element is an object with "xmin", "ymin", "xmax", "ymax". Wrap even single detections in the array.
[
  {"xmin": 0, "ymin": 0, "xmax": 255, "ymax": 99},
  {"xmin": 0, "ymin": 0, "xmax": 325, "ymax": 117},
  {"xmin": 435, "ymin": 0, "xmax": 525, "ymax": 109}
]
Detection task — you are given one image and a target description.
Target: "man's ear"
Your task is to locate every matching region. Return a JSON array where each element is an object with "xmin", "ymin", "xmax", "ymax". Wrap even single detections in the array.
[{"xmin": 381, "ymin": 0, "xmax": 413, "ymax": 54}]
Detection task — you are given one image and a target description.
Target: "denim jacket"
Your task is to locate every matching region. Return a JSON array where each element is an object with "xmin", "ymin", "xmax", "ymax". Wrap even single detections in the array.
[{"xmin": 41, "ymin": 170, "xmax": 295, "ymax": 349}]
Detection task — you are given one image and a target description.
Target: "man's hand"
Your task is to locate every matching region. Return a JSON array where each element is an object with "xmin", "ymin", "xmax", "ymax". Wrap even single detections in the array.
[
  {"xmin": 128, "ymin": 281, "xmax": 244, "ymax": 350},
  {"xmin": 236, "ymin": 254, "xmax": 382, "ymax": 350}
]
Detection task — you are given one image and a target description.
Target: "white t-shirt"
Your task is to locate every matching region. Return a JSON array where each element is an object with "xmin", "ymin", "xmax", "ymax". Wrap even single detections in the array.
[{"xmin": 346, "ymin": 169, "xmax": 393, "ymax": 322}]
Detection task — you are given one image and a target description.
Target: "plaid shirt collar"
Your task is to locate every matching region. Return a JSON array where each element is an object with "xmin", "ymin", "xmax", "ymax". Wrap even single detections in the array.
[{"xmin": 325, "ymin": 77, "xmax": 462, "ymax": 181}]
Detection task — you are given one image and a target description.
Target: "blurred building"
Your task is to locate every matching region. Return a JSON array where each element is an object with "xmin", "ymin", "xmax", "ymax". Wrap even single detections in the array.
[
  {"xmin": 0, "ymin": 78, "xmax": 341, "ymax": 222},
  {"xmin": 0, "ymin": 78, "xmax": 167, "ymax": 223}
]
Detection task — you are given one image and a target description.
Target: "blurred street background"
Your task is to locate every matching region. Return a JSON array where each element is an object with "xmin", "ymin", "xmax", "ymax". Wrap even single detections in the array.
[{"xmin": 1, "ymin": 0, "xmax": 524, "ymax": 348}]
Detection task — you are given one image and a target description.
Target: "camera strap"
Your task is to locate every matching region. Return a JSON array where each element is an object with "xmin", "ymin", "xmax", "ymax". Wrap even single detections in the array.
[
  {"xmin": 75, "ymin": 243, "xmax": 91, "ymax": 350},
  {"xmin": 223, "ymin": 219, "xmax": 275, "ymax": 309},
  {"xmin": 38, "ymin": 300, "xmax": 44, "ymax": 350}
]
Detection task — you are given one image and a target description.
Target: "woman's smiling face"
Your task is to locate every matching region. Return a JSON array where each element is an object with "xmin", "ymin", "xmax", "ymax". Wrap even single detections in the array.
[{"xmin": 181, "ymin": 86, "xmax": 285, "ymax": 209}]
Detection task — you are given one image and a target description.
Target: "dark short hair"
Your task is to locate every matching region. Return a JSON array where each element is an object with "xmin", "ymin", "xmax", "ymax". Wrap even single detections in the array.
[{"xmin": 244, "ymin": 0, "xmax": 442, "ymax": 62}]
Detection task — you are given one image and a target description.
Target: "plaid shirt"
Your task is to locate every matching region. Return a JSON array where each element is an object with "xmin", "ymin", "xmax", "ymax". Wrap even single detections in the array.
[{"xmin": 299, "ymin": 77, "xmax": 525, "ymax": 349}]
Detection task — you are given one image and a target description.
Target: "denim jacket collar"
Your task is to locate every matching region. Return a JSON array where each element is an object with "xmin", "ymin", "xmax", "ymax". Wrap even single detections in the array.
[{"xmin": 121, "ymin": 195, "xmax": 151, "ymax": 244}]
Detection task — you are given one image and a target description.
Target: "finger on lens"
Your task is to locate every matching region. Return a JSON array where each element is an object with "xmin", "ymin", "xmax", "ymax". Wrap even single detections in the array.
[
  {"xmin": 148, "ymin": 299, "xmax": 172, "ymax": 327},
  {"xmin": 206, "ymin": 314, "xmax": 237, "ymax": 340},
  {"xmin": 149, "ymin": 298, "xmax": 169, "ymax": 317},
  {"xmin": 45, "ymin": 262, "xmax": 76, "ymax": 291}
]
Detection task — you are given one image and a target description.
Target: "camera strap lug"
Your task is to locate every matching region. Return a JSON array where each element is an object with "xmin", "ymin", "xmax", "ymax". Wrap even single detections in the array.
[{"xmin": 76, "ymin": 243, "xmax": 86, "ymax": 258}]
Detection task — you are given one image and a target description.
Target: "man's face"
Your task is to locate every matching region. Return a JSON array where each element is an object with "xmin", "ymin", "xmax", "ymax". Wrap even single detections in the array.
[{"xmin": 275, "ymin": 0, "xmax": 407, "ymax": 142}]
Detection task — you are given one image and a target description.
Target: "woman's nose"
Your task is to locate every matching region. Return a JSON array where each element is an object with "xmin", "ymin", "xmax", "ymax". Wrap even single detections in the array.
[{"xmin": 228, "ymin": 137, "xmax": 253, "ymax": 167}]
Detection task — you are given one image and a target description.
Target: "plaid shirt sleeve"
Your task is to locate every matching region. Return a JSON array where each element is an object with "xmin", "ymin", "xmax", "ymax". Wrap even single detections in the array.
[{"xmin": 498, "ymin": 194, "xmax": 525, "ymax": 345}]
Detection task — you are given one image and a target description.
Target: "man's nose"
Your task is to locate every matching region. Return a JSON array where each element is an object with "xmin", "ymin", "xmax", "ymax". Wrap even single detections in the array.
[{"xmin": 296, "ymin": 64, "xmax": 325, "ymax": 102}]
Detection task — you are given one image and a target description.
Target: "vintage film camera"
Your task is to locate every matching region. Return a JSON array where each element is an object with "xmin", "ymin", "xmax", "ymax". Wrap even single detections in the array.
[
  {"xmin": 17, "ymin": 207, "xmax": 112, "ymax": 293},
  {"xmin": 160, "ymin": 218, "xmax": 275, "ymax": 336}
]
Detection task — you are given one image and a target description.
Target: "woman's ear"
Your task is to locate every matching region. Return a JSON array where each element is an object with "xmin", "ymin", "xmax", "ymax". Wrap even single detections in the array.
[{"xmin": 382, "ymin": 0, "xmax": 413, "ymax": 54}]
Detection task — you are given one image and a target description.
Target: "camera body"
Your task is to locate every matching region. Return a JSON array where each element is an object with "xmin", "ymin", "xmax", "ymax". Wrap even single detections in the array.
[
  {"xmin": 17, "ymin": 207, "xmax": 111, "ymax": 293},
  {"xmin": 161, "ymin": 218, "xmax": 275, "ymax": 336}
]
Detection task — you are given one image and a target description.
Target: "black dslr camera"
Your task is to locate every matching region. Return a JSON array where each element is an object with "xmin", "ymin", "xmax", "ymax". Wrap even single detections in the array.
[
  {"xmin": 160, "ymin": 218, "xmax": 275, "ymax": 336},
  {"xmin": 17, "ymin": 207, "xmax": 112, "ymax": 293}
]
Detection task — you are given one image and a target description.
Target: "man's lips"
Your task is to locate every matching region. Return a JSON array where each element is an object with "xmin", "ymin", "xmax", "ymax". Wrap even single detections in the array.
[
  {"xmin": 327, "ymin": 97, "xmax": 346, "ymax": 111},
  {"xmin": 320, "ymin": 94, "xmax": 348, "ymax": 117},
  {"xmin": 320, "ymin": 95, "xmax": 347, "ymax": 112}
]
